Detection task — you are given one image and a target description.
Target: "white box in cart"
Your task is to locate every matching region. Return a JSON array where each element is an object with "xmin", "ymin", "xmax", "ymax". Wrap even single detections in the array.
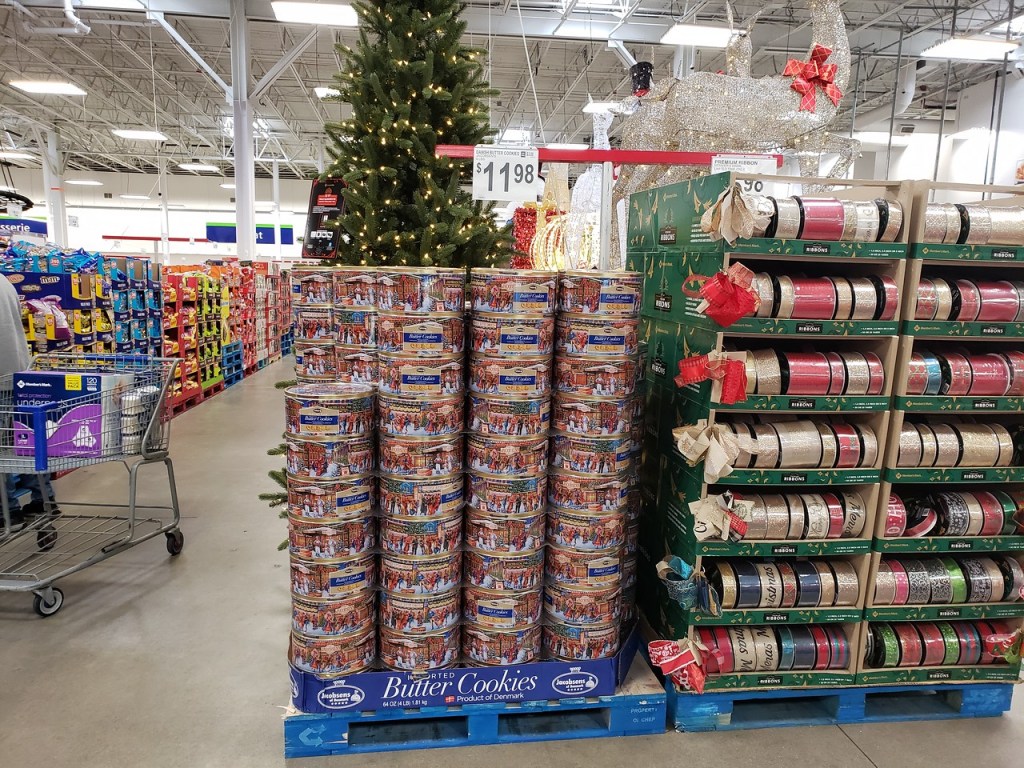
[{"xmin": 13, "ymin": 371, "xmax": 136, "ymax": 458}]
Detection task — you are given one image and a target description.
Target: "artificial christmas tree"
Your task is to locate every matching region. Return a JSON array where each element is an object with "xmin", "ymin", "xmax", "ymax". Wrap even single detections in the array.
[{"xmin": 323, "ymin": 0, "xmax": 509, "ymax": 268}]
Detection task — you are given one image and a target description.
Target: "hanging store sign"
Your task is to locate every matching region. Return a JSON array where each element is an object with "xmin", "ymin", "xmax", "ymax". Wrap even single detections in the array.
[
  {"xmin": 301, "ymin": 178, "xmax": 345, "ymax": 259},
  {"xmin": 472, "ymin": 146, "xmax": 539, "ymax": 202},
  {"xmin": 0, "ymin": 217, "xmax": 47, "ymax": 237},
  {"xmin": 205, "ymin": 223, "xmax": 294, "ymax": 245}
]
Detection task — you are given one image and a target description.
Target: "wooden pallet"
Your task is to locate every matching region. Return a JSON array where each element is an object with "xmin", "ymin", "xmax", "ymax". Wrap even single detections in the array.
[
  {"xmin": 666, "ymin": 680, "xmax": 1015, "ymax": 732},
  {"xmin": 224, "ymin": 373, "xmax": 244, "ymax": 388},
  {"xmin": 284, "ymin": 657, "xmax": 666, "ymax": 758},
  {"xmin": 168, "ymin": 392, "xmax": 203, "ymax": 417},
  {"xmin": 203, "ymin": 381, "xmax": 225, "ymax": 398}
]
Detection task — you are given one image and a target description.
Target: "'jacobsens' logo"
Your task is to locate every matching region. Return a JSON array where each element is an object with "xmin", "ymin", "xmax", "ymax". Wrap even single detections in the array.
[
  {"xmin": 551, "ymin": 670, "xmax": 599, "ymax": 696},
  {"xmin": 317, "ymin": 682, "xmax": 366, "ymax": 710}
]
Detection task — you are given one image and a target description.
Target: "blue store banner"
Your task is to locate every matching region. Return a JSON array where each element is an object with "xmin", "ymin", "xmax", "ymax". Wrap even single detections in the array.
[
  {"xmin": 205, "ymin": 222, "xmax": 294, "ymax": 245},
  {"xmin": 0, "ymin": 217, "xmax": 47, "ymax": 237}
]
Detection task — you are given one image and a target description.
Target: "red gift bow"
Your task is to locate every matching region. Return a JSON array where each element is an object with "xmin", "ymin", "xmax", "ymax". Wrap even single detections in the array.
[
  {"xmin": 783, "ymin": 44, "xmax": 844, "ymax": 113},
  {"xmin": 684, "ymin": 263, "xmax": 759, "ymax": 328},
  {"xmin": 648, "ymin": 640, "xmax": 708, "ymax": 694},
  {"xmin": 675, "ymin": 354, "xmax": 748, "ymax": 404}
]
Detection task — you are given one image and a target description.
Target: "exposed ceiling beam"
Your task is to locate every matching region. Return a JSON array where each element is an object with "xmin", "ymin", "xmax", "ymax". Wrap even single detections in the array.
[{"xmin": 250, "ymin": 26, "xmax": 318, "ymax": 102}]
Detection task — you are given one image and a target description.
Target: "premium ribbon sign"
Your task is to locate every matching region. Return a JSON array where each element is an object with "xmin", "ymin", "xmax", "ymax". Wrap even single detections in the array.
[{"xmin": 302, "ymin": 179, "xmax": 346, "ymax": 259}]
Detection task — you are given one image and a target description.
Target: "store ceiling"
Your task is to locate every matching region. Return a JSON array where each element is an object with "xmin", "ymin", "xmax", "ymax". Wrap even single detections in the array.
[{"xmin": 0, "ymin": 0, "xmax": 1019, "ymax": 180}]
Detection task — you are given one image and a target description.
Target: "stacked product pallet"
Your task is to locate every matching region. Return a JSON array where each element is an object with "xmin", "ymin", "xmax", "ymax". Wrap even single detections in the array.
[
  {"xmin": 163, "ymin": 274, "xmax": 204, "ymax": 405},
  {"xmin": 265, "ymin": 265, "xmax": 283, "ymax": 363},
  {"xmin": 465, "ymin": 269, "xmax": 555, "ymax": 665},
  {"xmin": 280, "ymin": 268, "xmax": 293, "ymax": 355},
  {"xmin": 255, "ymin": 264, "xmax": 270, "ymax": 367},
  {"xmin": 239, "ymin": 265, "xmax": 258, "ymax": 373},
  {"xmin": 628, "ymin": 171, "xmax": 1024, "ymax": 704},
  {"xmin": 545, "ymin": 272, "xmax": 644, "ymax": 660}
]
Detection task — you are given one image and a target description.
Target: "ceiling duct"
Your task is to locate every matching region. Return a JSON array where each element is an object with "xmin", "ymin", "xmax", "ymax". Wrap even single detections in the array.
[
  {"xmin": 854, "ymin": 59, "xmax": 926, "ymax": 130},
  {"xmin": 7, "ymin": 0, "xmax": 91, "ymax": 36}
]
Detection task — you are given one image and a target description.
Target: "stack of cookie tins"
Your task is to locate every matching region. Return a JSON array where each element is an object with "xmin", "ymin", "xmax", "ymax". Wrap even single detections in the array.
[
  {"xmin": 463, "ymin": 269, "xmax": 556, "ymax": 666},
  {"xmin": 291, "ymin": 265, "xmax": 338, "ymax": 382},
  {"xmin": 284, "ymin": 382, "xmax": 378, "ymax": 679},
  {"xmin": 374, "ymin": 267, "xmax": 466, "ymax": 672},
  {"xmin": 544, "ymin": 270, "xmax": 644, "ymax": 662},
  {"xmin": 629, "ymin": 172, "xmax": 912, "ymax": 690},
  {"xmin": 862, "ymin": 181, "xmax": 1024, "ymax": 686}
]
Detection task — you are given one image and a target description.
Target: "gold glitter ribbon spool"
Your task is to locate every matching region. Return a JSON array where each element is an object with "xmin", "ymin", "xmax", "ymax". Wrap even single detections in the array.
[
  {"xmin": 750, "ymin": 349, "xmax": 783, "ymax": 395},
  {"xmin": 815, "ymin": 561, "xmax": 837, "ymax": 606},
  {"xmin": 987, "ymin": 206, "xmax": 1024, "ymax": 247},
  {"xmin": 803, "ymin": 493, "xmax": 831, "ymax": 540},
  {"xmin": 857, "ymin": 425, "xmax": 879, "ymax": 468},
  {"xmin": 849, "ymin": 278, "xmax": 878, "ymax": 320},
  {"xmin": 994, "ymin": 424, "xmax": 1015, "ymax": 466},
  {"xmin": 964, "ymin": 493, "xmax": 986, "ymax": 536},
  {"xmin": 932, "ymin": 424, "xmax": 962, "ymax": 467},
  {"xmin": 817, "ymin": 424, "xmax": 839, "ymax": 468},
  {"xmin": 716, "ymin": 561, "xmax": 739, "ymax": 608},
  {"xmin": 774, "ymin": 421, "xmax": 824, "ymax": 468},
  {"xmin": 831, "ymin": 277, "xmax": 854, "ymax": 321},
  {"xmin": 764, "ymin": 494, "xmax": 791, "ymax": 539},
  {"xmin": 773, "ymin": 198, "xmax": 803, "ymax": 240},
  {"xmin": 751, "ymin": 424, "xmax": 782, "ymax": 469},
  {"xmin": 784, "ymin": 494, "xmax": 807, "ymax": 538},
  {"xmin": 923, "ymin": 204, "xmax": 950, "ymax": 243},
  {"xmin": 898, "ymin": 424, "xmax": 923, "ymax": 468},
  {"xmin": 955, "ymin": 424, "xmax": 1001, "ymax": 467},
  {"xmin": 918, "ymin": 423, "xmax": 939, "ymax": 467},
  {"xmin": 963, "ymin": 205, "xmax": 993, "ymax": 245},
  {"xmin": 842, "ymin": 352, "xmax": 872, "ymax": 396},
  {"xmin": 744, "ymin": 355, "xmax": 759, "ymax": 395},
  {"xmin": 879, "ymin": 200, "xmax": 904, "ymax": 243},
  {"xmin": 753, "ymin": 273, "xmax": 775, "ymax": 318},
  {"xmin": 742, "ymin": 494, "xmax": 770, "ymax": 539},
  {"xmin": 841, "ymin": 200, "xmax": 881, "ymax": 242},
  {"xmin": 775, "ymin": 275, "xmax": 797, "ymax": 319},
  {"xmin": 831, "ymin": 561, "xmax": 860, "ymax": 606},
  {"xmin": 874, "ymin": 561, "xmax": 897, "ymax": 606},
  {"xmin": 942, "ymin": 203, "xmax": 964, "ymax": 244},
  {"xmin": 981, "ymin": 557, "xmax": 1007, "ymax": 602}
]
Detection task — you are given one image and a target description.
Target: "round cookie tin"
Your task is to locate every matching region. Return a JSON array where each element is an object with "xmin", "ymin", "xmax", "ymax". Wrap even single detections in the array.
[
  {"xmin": 290, "ymin": 552, "xmax": 377, "ymax": 600},
  {"xmin": 287, "ymin": 477, "xmax": 375, "ymax": 520},
  {"xmin": 465, "ymin": 507, "xmax": 545, "ymax": 552},
  {"xmin": 555, "ymin": 355, "xmax": 640, "ymax": 397},
  {"xmin": 550, "ymin": 432, "xmax": 633, "ymax": 475},
  {"xmin": 469, "ymin": 356, "xmax": 551, "ymax": 397},
  {"xmin": 292, "ymin": 593, "xmax": 375, "ymax": 637},
  {"xmin": 289, "ymin": 514, "xmax": 375, "ymax": 559},
  {"xmin": 552, "ymin": 394, "xmax": 633, "ymax": 436},
  {"xmin": 376, "ymin": 267, "xmax": 465, "ymax": 314},
  {"xmin": 543, "ymin": 620, "xmax": 619, "ymax": 660},
  {"xmin": 376, "ymin": 312, "xmax": 464, "ymax": 356},
  {"xmin": 466, "ymin": 473, "xmax": 547, "ymax": 516},
  {"xmin": 470, "ymin": 269, "xmax": 557, "ymax": 315},
  {"xmin": 547, "ymin": 506, "xmax": 626, "ymax": 551},
  {"xmin": 378, "ymin": 354, "xmax": 463, "ymax": 396},
  {"xmin": 548, "ymin": 469, "xmax": 631, "ymax": 512},
  {"xmin": 462, "ymin": 585, "xmax": 543, "ymax": 628},
  {"xmin": 468, "ymin": 394, "xmax": 551, "ymax": 437},
  {"xmin": 470, "ymin": 313, "xmax": 554, "ymax": 357},
  {"xmin": 379, "ymin": 434, "xmax": 462, "ymax": 477},
  {"xmin": 622, "ymin": 554, "xmax": 638, "ymax": 589},
  {"xmin": 333, "ymin": 267, "xmax": 376, "ymax": 307},
  {"xmin": 293, "ymin": 306, "xmax": 335, "ymax": 342},
  {"xmin": 378, "ymin": 392, "xmax": 463, "ymax": 436},
  {"xmin": 546, "ymin": 544, "xmax": 623, "ymax": 588},
  {"xmin": 285, "ymin": 436, "xmax": 375, "ymax": 480},
  {"xmin": 558, "ymin": 271, "xmax": 642, "ymax": 316},
  {"xmin": 555, "ymin": 314, "xmax": 639, "ymax": 357},
  {"xmin": 464, "ymin": 624, "xmax": 542, "ymax": 666},
  {"xmin": 380, "ymin": 512, "xmax": 463, "ymax": 556},
  {"xmin": 284, "ymin": 383, "xmax": 375, "ymax": 437},
  {"xmin": 467, "ymin": 434, "xmax": 549, "ymax": 476},
  {"xmin": 290, "ymin": 628, "xmax": 376, "ymax": 676},
  {"xmin": 334, "ymin": 308, "xmax": 376, "ymax": 347},
  {"xmin": 379, "ymin": 473, "xmax": 464, "ymax": 517},
  {"xmin": 379, "ymin": 626, "xmax": 460, "ymax": 671},
  {"xmin": 378, "ymin": 588, "xmax": 460, "ymax": 634},
  {"xmin": 380, "ymin": 551, "xmax": 463, "ymax": 594},
  {"xmin": 544, "ymin": 582, "xmax": 622, "ymax": 626},
  {"xmin": 291, "ymin": 266, "xmax": 335, "ymax": 306},
  {"xmin": 465, "ymin": 547, "xmax": 544, "ymax": 591},
  {"xmin": 333, "ymin": 346, "xmax": 379, "ymax": 386},
  {"xmin": 294, "ymin": 342, "xmax": 338, "ymax": 381}
]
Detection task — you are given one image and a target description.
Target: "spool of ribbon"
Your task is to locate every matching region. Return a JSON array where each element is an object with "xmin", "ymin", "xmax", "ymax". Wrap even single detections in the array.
[
  {"xmin": 700, "ymin": 182, "xmax": 774, "ymax": 245},
  {"xmin": 985, "ymin": 627, "xmax": 1024, "ymax": 664},
  {"xmin": 782, "ymin": 44, "xmax": 844, "ymax": 113},
  {"xmin": 675, "ymin": 351, "xmax": 748, "ymax": 404},
  {"xmin": 688, "ymin": 492, "xmax": 751, "ymax": 542},
  {"xmin": 648, "ymin": 638, "xmax": 711, "ymax": 694},
  {"xmin": 673, "ymin": 420, "xmax": 751, "ymax": 483},
  {"xmin": 684, "ymin": 262, "xmax": 759, "ymax": 328}
]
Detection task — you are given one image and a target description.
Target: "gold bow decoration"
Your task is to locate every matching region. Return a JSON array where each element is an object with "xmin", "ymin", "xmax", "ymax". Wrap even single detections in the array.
[
  {"xmin": 688, "ymin": 492, "xmax": 754, "ymax": 542},
  {"xmin": 700, "ymin": 182, "xmax": 774, "ymax": 245},
  {"xmin": 672, "ymin": 420, "xmax": 752, "ymax": 484}
]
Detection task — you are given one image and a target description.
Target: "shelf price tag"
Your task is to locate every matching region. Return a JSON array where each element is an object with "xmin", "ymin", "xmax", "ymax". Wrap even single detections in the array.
[
  {"xmin": 472, "ymin": 146, "xmax": 539, "ymax": 202},
  {"xmin": 711, "ymin": 154, "xmax": 780, "ymax": 195}
]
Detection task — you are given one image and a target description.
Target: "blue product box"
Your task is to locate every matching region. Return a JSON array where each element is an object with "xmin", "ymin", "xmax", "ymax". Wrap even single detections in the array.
[
  {"xmin": 148, "ymin": 317, "xmax": 162, "ymax": 339},
  {"xmin": 131, "ymin": 320, "xmax": 148, "ymax": 342},
  {"xmin": 6, "ymin": 272, "xmax": 96, "ymax": 310}
]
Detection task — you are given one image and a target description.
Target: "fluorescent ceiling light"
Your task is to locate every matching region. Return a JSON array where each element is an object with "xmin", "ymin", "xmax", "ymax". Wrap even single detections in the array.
[
  {"xmin": 65, "ymin": 179, "xmax": 103, "ymax": 186},
  {"xmin": 660, "ymin": 23, "xmax": 732, "ymax": 48},
  {"xmin": 314, "ymin": 86, "xmax": 341, "ymax": 99},
  {"xmin": 220, "ymin": 182, "xmax": 236, "ymax": 189},
  {"xmin": 271, "ymin": 2, "xmax": 358, "ymax": 26},
  {"xmin": 950, "ymin": 127, "xmax": 991, "ymax": 140},
  {"xmin": 9, "ymin": 80, "xmax": 86, "ymax": 96},
  {"xmin": 922, "ymin": 36, "xmax": 1019, "ymax": 61},
  {"xmin": 546, "ymin": 143, "xmax": 589, "ymax": 150},
  {"xmin": 178, "ymin": 163, "xmax": 220, "ymax": 172},
  {"xmin": 499, "ymin": 128, "xmax": 531, "ymax": 145},
  {"xmin": 81, "ymin": 0, "xmax": 144, "ymax": 8},
  {"xmin": 0, "ymin": 151, "xmax": 34, "ymax": 160},
  {"xmin": 852, "ymin": 131, "xmax": 911, "ymax": 146},
  {"xmin": 582, "ymin": 100, "xmax": 619, "ymax": 114},
  {"xmin": 119, "ymin": 194, "xmax": 151, "ymax": 201},
  {"xmin": 991, "ymin": 13, "xmax": 1024, "ymax": 37},
  {"xmin": 112, "ymin": 129, "xmax": 167, "ymax": 141}
]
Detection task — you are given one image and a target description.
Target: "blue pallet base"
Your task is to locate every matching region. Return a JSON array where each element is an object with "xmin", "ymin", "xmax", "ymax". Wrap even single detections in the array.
[
  {"xmin": 284, "ymin": 658, "xmax": 666, "ymax": 758},
  {"xmin": 667, "ymin": 680, "xmax": 1015, "ymax": 732},
  {"xmin": 224, "ymin": 373, "xmax": 244, "ymax": 388}
]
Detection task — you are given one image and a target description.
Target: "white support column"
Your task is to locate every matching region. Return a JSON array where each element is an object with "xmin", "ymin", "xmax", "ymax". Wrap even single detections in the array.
[
  {"xmin": 598, "ymin": 161, "xmax": 613, "ymax": 270},
  {"xmin": 272, "ymin": 158, "xmax": 282, "ymax": 262},
  {"xmin": 41, "ymin": 131, "xmax": 68, "ymax": 246},
  {"xmin": 230, "ymin": 0, "xmax": 256, "ymax": 260},
  {"xmin": 158, "ymin": 157, "xmax": 171, "ymax": 265},
  {"xmin": 672, "ymin": 46, "xmax": 695, "ymax": 79}
]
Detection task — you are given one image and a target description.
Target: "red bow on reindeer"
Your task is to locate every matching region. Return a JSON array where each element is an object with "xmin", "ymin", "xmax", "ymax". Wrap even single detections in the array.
[{"xmin": 783, "ymin": 44, "xmax": 843, "ymax": 113}]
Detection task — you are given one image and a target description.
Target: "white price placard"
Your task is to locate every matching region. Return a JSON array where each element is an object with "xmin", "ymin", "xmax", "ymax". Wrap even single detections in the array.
[
  {"xmin": 711, "ymin": 154, "xmax": 779, "ymax": 194},
  {"xmin": 472, "ymin": 146, "xmax": 539, "ymax": 202}
]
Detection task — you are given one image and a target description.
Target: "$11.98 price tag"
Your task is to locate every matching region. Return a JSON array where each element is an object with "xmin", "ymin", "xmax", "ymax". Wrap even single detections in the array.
[{"xmin": 472, "ymin": 146, "xmax": 539, "ymax": 202}]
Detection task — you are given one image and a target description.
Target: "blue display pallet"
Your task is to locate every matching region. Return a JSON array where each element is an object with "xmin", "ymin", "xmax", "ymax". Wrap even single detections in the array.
[
  {"xmin": 284, "ymin": 657, "xmax": 666, "ymax": 758},
  {"xmin": 666, "ymin": 680, "xmax": 1014, "ymax": 732}
]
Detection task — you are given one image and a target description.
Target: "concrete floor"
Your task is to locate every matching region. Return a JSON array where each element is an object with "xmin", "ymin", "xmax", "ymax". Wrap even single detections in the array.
[{"xmin": 2, "ymin": 358, "xmax": 1023, "ymax": 768}]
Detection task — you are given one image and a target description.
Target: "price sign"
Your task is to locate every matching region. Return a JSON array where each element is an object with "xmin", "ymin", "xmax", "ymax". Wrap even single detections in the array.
[
  {"xmin": 472, "ymin": 146, "xmax": 539, "ymax": 202},
  {"xmin": 711, "ymin": 154, "xmax": 781, "ymax": 194}
]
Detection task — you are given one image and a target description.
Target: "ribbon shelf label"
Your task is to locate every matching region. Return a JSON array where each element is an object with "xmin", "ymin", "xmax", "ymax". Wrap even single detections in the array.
[
  {"xmin": 948, "ymin": 540, "xmax": 973, "ymax": 550},
  {"xmin": 771, "ymin": 545, "xmax": 797, "ymax": 555},
  {"xmin": 802, "ymin": 242, "xmax": 832, "ymax": 255},
  {"xmin": 980, "ymin": 326, "xmax": 1006, "ymax": 336},
  {"xmin": 781, "ymin": 473, "xmax": 808, "ymax": 483},
  {"xmin": 991, "ymin": 249, "xmax": 1018, "ymax": 260},
  {"xmin": 960, "ymin": 470, "xmax": 987, "ymax": 481},
  {"xmin": 788, "ymin": 398, "xmax": 816, "ymax": 410},
  {"xmin": 763, "ymin": 612, "xmax": 790, "ymax": 622},
  {"xmin": 795, "ymin": 322, "xmax": 823, "ymax": 334},
  {"xmin": 655, "ymin": 292, "xmax": 673, "ymax": 312},
  {"xmin": 937, "ymin": 608, "xmax": 962, "ymax": 618},
  {"xmin": 472, "ymin": 146, "xmax": 539, "ymax": 202},
  {"xmin": 972, "ymin": 400, "xmax": 998, "ymax": 410}
]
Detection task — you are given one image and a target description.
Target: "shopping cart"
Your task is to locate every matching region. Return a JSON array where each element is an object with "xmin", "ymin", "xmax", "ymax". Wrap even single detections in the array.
[{"xmin": 0, "ymin": 354, "xmax": 182, "ymax": 617}]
